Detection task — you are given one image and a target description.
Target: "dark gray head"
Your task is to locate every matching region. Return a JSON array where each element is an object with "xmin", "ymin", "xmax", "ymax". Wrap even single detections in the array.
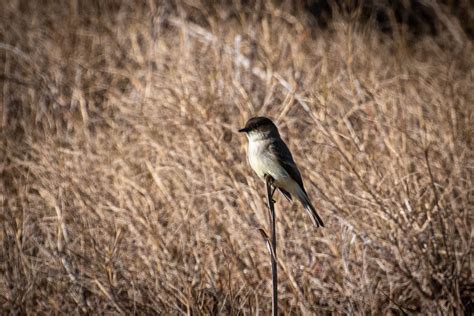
[{"xmin": 238, "ymin": 116, "xmax": 280, "ymax": 139}]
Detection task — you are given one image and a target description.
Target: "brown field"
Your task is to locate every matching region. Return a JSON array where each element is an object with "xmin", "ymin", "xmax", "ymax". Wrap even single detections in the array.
[{"xmin": 1, "ymin": 1, "xmax": 473, "ymax": 314}]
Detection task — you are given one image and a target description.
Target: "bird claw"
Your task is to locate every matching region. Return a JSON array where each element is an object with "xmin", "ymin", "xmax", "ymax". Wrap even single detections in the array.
[
  {"xmin": 264, "ymin": 174, "xmax": 274, "ymax": 185},
  {"xmin": 264, "ymin": 174, "xmax": 277, "ymax": 203}
]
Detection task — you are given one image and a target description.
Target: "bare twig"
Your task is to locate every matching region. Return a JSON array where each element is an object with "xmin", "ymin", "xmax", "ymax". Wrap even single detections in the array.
[
  {"xmin": 265, "ymin": 176, "xmax": 278, "ymax": 316},
  {"xmin": 39, "ymin": 189, "xmax": 89, "ymax": 313},
  {"xmin": 425, "ymin": 147, "xmax": 453, "ymax": 267}
]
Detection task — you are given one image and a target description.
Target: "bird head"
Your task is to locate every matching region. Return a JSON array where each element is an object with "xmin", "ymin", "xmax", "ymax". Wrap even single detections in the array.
[{"xmin": 239, "ymin": 116, "xmax": 279, "ymax": 140}]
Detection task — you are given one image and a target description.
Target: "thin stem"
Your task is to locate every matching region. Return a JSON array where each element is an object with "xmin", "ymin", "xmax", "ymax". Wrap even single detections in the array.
[{"xmin": 265, "ymin": 176, "xmax": 278, "ymax": 316}]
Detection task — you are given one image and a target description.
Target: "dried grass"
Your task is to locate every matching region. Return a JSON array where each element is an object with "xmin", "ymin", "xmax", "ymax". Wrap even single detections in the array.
[{"xmin": 1, "ymin": 1, "xmax": 473, "ymax": 314}]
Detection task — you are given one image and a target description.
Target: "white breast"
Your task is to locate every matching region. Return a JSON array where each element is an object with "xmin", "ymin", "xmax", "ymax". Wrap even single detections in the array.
[
  {"xmin": 247, "ymin": 138, "xmax": 290, "ymax": 183},
  {"xmin": 247, "ymin": 139, "xmax": 263, "ymax": 178}
]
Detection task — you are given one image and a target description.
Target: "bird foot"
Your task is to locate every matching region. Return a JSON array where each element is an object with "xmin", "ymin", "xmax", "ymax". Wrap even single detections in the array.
[
  {"xmin": 264, "ymin": 174, "xmax": 277, "ymax": 203},
  {"xmin": 264, "ymin": 174, "xmax": 275, "ymax": 185}
]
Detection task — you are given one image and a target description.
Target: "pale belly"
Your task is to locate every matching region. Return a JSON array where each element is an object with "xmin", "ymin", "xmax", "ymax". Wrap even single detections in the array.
[{"xmin": 247, "ymin": 140, "xmax": 293, "ymax": 191}]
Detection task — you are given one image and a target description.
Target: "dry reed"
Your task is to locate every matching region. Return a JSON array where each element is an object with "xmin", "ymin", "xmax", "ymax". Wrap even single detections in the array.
[{"xmin": 1, "ymin": 1, "xmax": 472, "ymax": 314}]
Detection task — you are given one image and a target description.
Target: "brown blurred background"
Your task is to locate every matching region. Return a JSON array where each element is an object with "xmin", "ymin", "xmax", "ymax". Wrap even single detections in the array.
[{"xmin": 1, "ymin": 1, "xmax": 473, "ymax": 314}]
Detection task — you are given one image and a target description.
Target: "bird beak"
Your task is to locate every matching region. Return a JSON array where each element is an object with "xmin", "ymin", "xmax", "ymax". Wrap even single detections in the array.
[{"xmin": 238, "ymin": 127, "xmax": 249, "ymax": 133}]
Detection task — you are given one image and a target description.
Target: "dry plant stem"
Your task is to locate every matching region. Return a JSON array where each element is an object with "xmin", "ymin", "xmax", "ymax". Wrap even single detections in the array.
[
  {"xmin": 1, "ymin": 2, "xmax": 472, "ymax": 314},
  {"xmin": 40, "ymin": 189, "xmax": 89, "ymax": 313},
  {"xmin": 265, "ymin": 176, "xmax": 278, "ymax": 316}
]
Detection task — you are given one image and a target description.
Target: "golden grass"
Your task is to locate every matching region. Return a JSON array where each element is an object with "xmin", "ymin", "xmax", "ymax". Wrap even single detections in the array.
[{"xmin": 1, "ymin": 1, "xmax": 472, "ymax": 314}]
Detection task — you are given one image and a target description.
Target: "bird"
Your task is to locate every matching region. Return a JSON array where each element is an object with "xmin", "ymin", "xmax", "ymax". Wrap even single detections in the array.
[{"xmin": 239, "ymin": 116, "xmax": 324, "ymax": 227}]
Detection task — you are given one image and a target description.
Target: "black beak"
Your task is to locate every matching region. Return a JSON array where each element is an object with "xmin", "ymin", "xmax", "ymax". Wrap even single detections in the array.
[{"xmin": 238, "ymin": 127, "xmax": 249, "ymax": 133}]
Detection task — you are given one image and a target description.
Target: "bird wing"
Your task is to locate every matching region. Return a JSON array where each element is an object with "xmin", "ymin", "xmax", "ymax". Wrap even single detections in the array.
[
  {"xmin": 268, "ymin": 139, "xmax": 306, "ymax": 194},
  {"xmin": 278, "ymin": 188, "xmax": 293, "ymax": 201}
]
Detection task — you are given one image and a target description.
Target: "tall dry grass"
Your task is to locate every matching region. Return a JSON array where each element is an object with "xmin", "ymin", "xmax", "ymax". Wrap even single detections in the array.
[{"xmin": 1, "ymin": 1, "xmax": 472, "ymax": 314}]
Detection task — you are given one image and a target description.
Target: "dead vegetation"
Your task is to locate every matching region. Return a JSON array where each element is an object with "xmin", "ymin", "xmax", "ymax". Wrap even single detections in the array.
[{"xmin": 1, "ymin": 1, "xmax": 473, "ymax": 314}]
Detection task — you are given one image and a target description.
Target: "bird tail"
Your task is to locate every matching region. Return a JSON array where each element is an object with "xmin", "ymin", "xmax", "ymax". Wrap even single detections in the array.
[{"xmin": 295, "ymin": 186, "xmax": 325, "ymax": 228}]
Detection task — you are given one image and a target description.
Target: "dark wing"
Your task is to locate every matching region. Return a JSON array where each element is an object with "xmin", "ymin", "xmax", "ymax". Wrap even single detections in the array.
[
  {"xmin": 278, "ymin": 188, "xmax": 293, "ymax": 201},
  {"xmin": 268, "ymin": 139, "xmax": 307, "ymax": 194}
]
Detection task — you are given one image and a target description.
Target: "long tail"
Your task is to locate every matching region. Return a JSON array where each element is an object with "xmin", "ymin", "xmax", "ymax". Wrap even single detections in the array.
[{"xmin": 295, "ymin": 186, "xmax": 325, "ymax": 228}]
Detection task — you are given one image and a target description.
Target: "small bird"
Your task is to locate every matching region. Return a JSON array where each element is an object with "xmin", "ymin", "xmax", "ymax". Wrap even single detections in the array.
[{"xmin": 239, "ymin": 116, "xmax": 324, "ymax": 227}]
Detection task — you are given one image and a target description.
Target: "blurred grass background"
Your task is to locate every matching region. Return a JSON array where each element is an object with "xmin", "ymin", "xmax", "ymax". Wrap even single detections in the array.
[{"xmin": 1, "ymin": 0, "xmax": 473, "ymax": 314}]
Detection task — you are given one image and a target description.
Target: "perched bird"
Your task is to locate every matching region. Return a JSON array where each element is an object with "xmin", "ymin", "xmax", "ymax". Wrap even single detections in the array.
[{"xmin": 239, "ymin": 116, "xmax": 324, "ymax": 227}]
